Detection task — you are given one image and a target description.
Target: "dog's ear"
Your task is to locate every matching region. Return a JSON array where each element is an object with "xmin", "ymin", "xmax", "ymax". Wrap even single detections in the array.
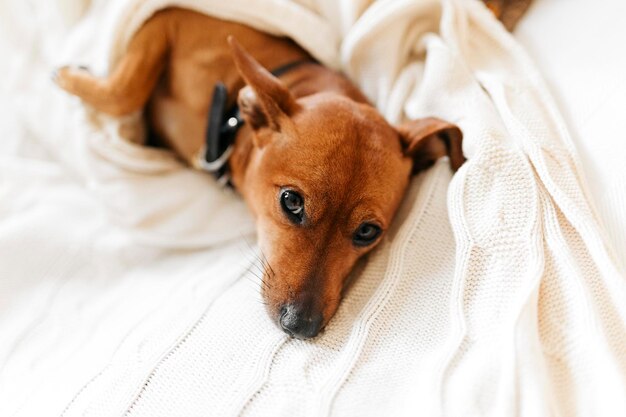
[
  {"xmin": 396, "ymin": 117, "xmax": 465, "ymax": 173},
  {"xmin": 228, "ymin": 36, "xmax": 300, "ymax": 142}
]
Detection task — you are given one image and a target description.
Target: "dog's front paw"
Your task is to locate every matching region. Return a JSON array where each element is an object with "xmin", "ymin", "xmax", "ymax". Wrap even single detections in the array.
[{"xmin": 52, "ymin": 65, "xmax": 91, "ymax": 90}]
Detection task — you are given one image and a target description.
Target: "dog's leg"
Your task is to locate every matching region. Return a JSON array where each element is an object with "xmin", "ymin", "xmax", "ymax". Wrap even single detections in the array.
[{"xmin": 54, "ymin": 13, "xmax": 170, "ymax": 116}]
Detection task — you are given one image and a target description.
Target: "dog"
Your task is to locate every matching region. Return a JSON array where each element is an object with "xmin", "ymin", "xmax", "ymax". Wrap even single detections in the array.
[
  {"xmin": 483, "ymin": 0, "xmax": 532, "ymax": 30},
  {"xmin": 54, "ymin": 8, "xmax": 465, "ymax": 339}
]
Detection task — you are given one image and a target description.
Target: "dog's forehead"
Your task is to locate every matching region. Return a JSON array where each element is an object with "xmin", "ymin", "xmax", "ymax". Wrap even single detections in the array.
[
  {"xmin": 263, "ymin": 98, "xmax": 411, "ymax": 218},
  {"xmin": 288, "ymin": 96, "xmax": 404, "ymax": 160},
  {"xmin": 273, "ymin": 112, "xmax": 395, "ymax": 174},
  {"xmin": 270, "ymin": 97, "xmax": 406, "ymax": 175},
  {"xmin": 296, "ymin": 95, "xmax": 398, "ymax": 143}
]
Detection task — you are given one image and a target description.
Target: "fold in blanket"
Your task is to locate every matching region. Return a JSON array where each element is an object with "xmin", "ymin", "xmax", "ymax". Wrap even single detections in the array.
[{"xmin": 1, "ymin": 0, "xmax": 625, "ymax": 416}]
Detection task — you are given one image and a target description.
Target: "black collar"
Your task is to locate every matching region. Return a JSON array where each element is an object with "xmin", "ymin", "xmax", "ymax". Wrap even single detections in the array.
[{"xmin": 197, "ymin": 59, "xmax": 313, "ymax": 184}]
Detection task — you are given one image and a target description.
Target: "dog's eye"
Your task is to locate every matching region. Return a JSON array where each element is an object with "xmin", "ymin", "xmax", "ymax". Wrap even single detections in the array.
[
  {"xmin": 353, "ymin": 223, "xmax": 382, "ymax": 247},
  {"xmin": 280, "ymin": 189, "xmax": 304, "ymax": 223}
]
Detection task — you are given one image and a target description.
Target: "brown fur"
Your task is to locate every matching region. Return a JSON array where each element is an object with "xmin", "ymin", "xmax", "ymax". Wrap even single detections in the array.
[
  {"xmin": 483, "ymin": 0, "xmax": 533, "ymax": 31},
  {"xmin": 55, "ymin": 8, "xmax": 465, "ymax": 338}
]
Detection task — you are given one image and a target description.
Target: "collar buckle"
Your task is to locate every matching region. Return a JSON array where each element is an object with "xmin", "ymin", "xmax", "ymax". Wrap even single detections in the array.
[{"xmin": 199, "ymin": 59, "xmax": 314, "ymax": 184}]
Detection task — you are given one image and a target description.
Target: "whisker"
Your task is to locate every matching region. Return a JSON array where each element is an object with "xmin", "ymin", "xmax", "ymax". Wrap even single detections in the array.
[
  {"xmin": 236, "ymin": 241, "xmax": 273, "ymax": 289},
  {"xmin": 243, "ymin": 269, "xmax": 262, "ymax": 282},
  {"xmin": 258, "ymin": 255, "xmax": 275, "ymax": 283},
  {"xmin": 249, "ymin": 252, "xmax": 273, "ymax": 284},
  {"xmin": 244, "ymin": 277, "xmax": 270, "ymax": 295},
  {"xmin": 237, "ymin": 233, "xmax": 277, "ymax": 298},
  {"xmin": 237, "ymin": 245, "xmax": 264, "ymax": 272},
  {"xmin": 238, "ymin": 236, "xmax": 274, "ymax": 280},
  {"xmin": 245, "ymin": 268, "xmax": 272, "ymax": 291},
  {"xmin": 250, "ymin": 261, "xmax": 266, "ymax": 277},
  {"xmin": 259, "ymin": 248, "xmax": 276, "ymax": 277},
  {"xmin": 239, "ymin": 234, "xmax": 274, "ymax": 277}
]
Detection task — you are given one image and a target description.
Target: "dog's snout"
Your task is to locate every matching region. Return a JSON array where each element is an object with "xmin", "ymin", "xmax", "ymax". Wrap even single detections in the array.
[{"xmin": 279, "ymin": 304, "xmax": 323, "ymax": 339}]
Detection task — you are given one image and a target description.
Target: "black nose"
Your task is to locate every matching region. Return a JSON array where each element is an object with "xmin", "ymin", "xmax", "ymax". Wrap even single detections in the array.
[{"xmin": 279, "ymin": 304, "xmax": 323, "ymax": 339}]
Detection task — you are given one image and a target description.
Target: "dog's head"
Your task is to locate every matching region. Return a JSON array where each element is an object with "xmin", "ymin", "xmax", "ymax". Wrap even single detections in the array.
[{"xmin": 228, "ymin": 37, "xmax": 464, "ymax": 339}]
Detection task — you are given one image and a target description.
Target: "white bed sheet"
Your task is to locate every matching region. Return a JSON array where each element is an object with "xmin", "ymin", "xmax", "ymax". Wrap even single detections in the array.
[{"xmin": 0, "ymin": 0, "xmax": 625, "ymax": 416}]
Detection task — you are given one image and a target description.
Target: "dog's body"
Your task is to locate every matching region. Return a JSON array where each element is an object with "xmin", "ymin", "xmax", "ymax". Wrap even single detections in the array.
[
  {"xmin": 55, "ymin": 7, "xmax": 465, "ymax": 339},
  {"xmin": 56, "ymin": 9, "xmax": 366, "ymax": 163}
]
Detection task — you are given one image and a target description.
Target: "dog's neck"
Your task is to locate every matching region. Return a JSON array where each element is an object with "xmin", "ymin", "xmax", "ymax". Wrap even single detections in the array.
[{"xmin": 228, "ymin": 63, "xmax": 370, "ymax": 193}]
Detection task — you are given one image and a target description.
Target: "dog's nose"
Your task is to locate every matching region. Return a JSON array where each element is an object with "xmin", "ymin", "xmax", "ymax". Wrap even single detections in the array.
[{"xmin": 279, "ymin": 304, "xmax": 323, "ymax": 339}]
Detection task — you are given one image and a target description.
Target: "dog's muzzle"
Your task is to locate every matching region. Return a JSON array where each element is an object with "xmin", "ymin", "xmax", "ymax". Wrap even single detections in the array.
[{"xmin": 279, "ymin": 304, "xmax": 323, "ymax": 339}]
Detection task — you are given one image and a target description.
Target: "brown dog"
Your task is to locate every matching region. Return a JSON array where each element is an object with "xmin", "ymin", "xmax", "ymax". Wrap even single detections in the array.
[
  {"xmin": 483, "ymin": 0, "xmax": 532, "ymax": 30},
  {"xmin": 55, "ymin": 8, "xmax": 465, "ymax": 339}
]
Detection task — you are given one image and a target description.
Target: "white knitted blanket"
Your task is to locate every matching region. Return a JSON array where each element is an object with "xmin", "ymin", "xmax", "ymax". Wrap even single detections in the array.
[{"xmin": 1, "ymin": 0, "xmax": 625, "ymax": 416}]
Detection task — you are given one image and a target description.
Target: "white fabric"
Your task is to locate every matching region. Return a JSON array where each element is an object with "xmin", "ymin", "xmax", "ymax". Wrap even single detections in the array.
[
  {"xmin": 1, "ymin": 0, "xmax": 625, "ymax": 416},
  {"xmin": 515, "ymin": 0, "xmax": 626, "ymax": 273}
]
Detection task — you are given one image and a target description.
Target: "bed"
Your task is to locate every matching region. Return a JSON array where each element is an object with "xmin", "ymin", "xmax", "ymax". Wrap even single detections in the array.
[{"xmin": 1, "ymin": 0, "xmax": 624, "ymax": 416}]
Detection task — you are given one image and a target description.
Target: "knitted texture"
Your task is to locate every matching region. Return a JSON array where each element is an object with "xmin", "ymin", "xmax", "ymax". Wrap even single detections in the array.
[{"xmin": 0, "ymin": 0, "xmax": 625, "ymax": 416}]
